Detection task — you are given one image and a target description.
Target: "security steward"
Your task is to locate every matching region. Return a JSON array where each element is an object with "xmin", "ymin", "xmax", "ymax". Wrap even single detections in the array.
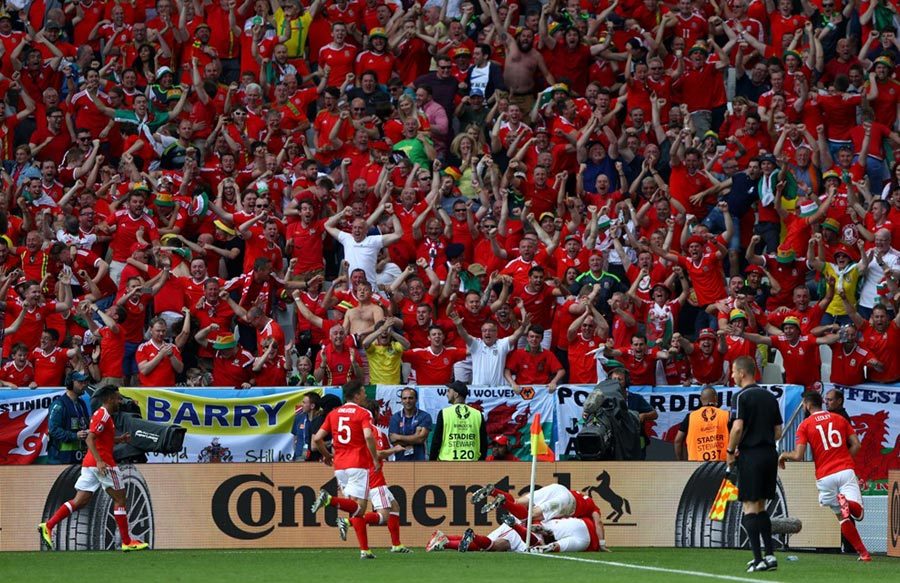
[
  {"xmin": 727, "ymin": 356, "xmax": 783, "ymax": 573},
  {"xmin": 429, "ymin": 381, "xmax": 488, "ymax": 461},
  {"xmin": 674, "ymin": 386, "xmax": 730, "ymax": 461},
  {"xmin": 47, "ymin": 371, "xmax": 92, "ymax": 464}
]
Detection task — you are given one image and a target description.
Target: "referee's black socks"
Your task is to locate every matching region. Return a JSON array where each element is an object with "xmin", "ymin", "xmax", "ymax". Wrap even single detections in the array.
[
  {"xmin": 742, "ymin": 513, "xmax": 762, "ymax": 561},
  {"xmin": 757, "ymin": 512, "xmax": 774, "ymax": 556}
]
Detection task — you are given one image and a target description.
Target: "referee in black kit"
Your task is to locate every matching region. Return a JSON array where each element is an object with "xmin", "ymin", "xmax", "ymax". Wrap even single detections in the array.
[{"xmin": 726, "ymin": 356, "xmax": 783, "ymax": 573}]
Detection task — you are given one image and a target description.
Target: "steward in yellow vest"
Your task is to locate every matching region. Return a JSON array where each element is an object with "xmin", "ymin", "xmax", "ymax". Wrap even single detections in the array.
[{"xmin": 429, "ymin": 381, "xmax": 487, "ymax": 461}]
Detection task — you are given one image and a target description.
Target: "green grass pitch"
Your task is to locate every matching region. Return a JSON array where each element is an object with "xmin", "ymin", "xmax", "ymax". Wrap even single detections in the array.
[{"xmin": 0, "ymin": 548, "xmax": 895, "ymax": 583}]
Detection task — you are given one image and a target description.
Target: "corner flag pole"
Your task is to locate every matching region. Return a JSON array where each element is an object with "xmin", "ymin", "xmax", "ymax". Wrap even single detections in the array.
[{"xmin": 524, "ymin": 449, "xmax": 537, "ymax": 550}]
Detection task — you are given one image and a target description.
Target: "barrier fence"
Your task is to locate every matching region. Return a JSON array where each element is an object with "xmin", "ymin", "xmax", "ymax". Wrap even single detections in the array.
[
  {"xmin": 0, "ymin": 461, "xmax": 838, "ymax": 551},
  {"xmin": 2, "ymin": 384, "xmax": 808, "ymax": 464}
]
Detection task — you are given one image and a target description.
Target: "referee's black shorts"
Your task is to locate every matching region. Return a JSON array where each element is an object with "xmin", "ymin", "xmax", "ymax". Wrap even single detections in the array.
[{"xmin": 736, "ymin": 447, "xmax": 778, "ymax": 502}]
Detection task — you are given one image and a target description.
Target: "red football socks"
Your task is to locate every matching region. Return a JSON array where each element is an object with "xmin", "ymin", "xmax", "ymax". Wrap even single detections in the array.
[
  {"xmin": 350, "ymin": 516, "xmax": 369, "ymax": 551},
  {"xmin": 839, "ymin": 519, "xmax": 868, "ymax": 556},
  {"xmin": 492, "ymin": 489, "xmax": 527, "ymax": 520},
  {"xmin": 471, "ymin": 534, "xmax": 493, "ymax": 551},
  {"xmin": 363, "ymin": 512, "xmax": 382, "ymax": 526},
  {"xmin": 847, "ymin": 499, "xmax": 864, "ymax": 520},
  {"xmin": 46, "ymin": 501, "xmax": 74, "ymax": 530},
  {"xmin": 330, "ymin": 496, "xmax": 360, "ymax": 516},
  {"xmin": 113, "ymin": 505, "xmax": 132, "ymax": 545},
  {"xmin": 445, "ymin": 536, "xmax": 461, "ymax": 550},
  {"xmin": 388, "ymin": 513, "xmax": 401, "ymax": 546}
]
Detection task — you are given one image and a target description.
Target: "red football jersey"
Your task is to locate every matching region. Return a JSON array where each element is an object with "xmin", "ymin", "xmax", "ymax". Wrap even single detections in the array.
[
  {"xmin": 369, "ymin": 429, "xmax": 390, "ymax": 488},
  {"xmin": 570, "ymin": 489, "xmax": 600, "ymax": 518},
  {"xmin": 796, "ymin": 410, "xmax": 856, "ymax": 479},
  {"xmin": 83, "ymin": 406, "xmax": 116, "ymax": 468},
  {"xmin": 320, "ymin": 402, "xmax": 374, "ymax": 471}
]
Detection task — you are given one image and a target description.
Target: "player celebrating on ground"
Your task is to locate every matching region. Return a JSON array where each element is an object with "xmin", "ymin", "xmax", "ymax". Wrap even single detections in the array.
[
  {"xmin": 336, "ymin": 400, "xmax": 411, "ymax": 554},
  {"xmin": 472, "ymin": 482, "xmax": 607, "ymax": 549},
  {"xmin": 39, "ymin": 386, "xmax": 149, "ymax": 552},
  {"xmin": 310, "ymin": 380, "xmax": 381, "ymax": 559},
  {"xmin": 779, "ymin": 391, "xmax": 871, "ymax": 562},
  {"xmin": 426, "ymin": 515, "xmax": 604, "ymax": 554}
]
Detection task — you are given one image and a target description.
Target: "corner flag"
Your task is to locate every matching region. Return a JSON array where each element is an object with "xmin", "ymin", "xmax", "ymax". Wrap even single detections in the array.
[{"xmin": 530, "ymin": 413, "xmax": 555, "ymax": 462}]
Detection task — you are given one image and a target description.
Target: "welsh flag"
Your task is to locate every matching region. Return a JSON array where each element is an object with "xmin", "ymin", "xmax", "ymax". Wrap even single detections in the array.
[{"xmin": 530, "ymin": 413, "xmax": 555, "ymax": 462}]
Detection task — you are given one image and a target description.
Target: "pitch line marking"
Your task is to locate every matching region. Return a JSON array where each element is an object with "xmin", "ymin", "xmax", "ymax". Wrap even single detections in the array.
[{"xmin": 527, "ymin": 552, "xmax": 784, "ymax": 583}]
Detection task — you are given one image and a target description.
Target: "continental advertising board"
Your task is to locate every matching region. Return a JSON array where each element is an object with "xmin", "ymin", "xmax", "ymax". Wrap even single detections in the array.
[{"xmin": 0, "ymin": 462, "xmax": 838, "ymax": 551}]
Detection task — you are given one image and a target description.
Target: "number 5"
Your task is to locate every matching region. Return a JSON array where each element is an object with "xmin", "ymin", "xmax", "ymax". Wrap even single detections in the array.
[{"xmin": 337, "ymin": 416, "xmax": 351, "ymax": 444}]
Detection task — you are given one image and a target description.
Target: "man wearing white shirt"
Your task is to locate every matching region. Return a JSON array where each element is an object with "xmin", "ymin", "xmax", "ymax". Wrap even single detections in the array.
[
  {"xmin": 858, "ymin": 229, "xmax": 900, "ymax": 318},
  {"xmin": 325, "ymin": 206, "xmax": 404, "ymax": 286},
  {"xmin": 450, "ymin": 310, "xmax": 530, "ymax": 386}
]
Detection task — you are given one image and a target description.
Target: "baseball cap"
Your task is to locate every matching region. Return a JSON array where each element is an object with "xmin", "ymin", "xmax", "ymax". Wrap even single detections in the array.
[
  {"xmin": 155, "ymin": 66, "xmax": 174, "ymax": 78},
  {"xmin": 446, "ymin": 380, "xmax": 469, "ymax": 398},
  {"xmin": 698, "ymin": 328, "xmax": 716, "ymax": 340},
  {"xmin": 469, "ymin": 88, "xmax": 485, "ymax": 98},
  {"xmin": 71, "ymin": 371, "xmax": 90, "ymax": 382},
  {"xmin": 493, "ymin": 435, "xmax": 510, "ymax": 447},
  {"xmin": 745, "ymin": 265, "xmax": 764, "ymax": 276}
]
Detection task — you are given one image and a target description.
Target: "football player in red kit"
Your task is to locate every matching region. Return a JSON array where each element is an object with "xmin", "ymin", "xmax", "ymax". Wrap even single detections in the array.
[
  {"xmin": 310, "ymin": 380, "xmax": 381, "ymax": 559},
  {"xmin": 39, "ymin": 386, "xmax": 149, "ymax": 551},
  {"xmin": 779, "ymin": 391, "xmax": 870, "ymax": 562}
]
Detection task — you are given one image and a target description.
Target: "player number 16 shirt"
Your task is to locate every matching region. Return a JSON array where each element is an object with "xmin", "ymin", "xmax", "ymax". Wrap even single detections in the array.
[{"xmin": 796, "ymin": 410, "xmax": 856, "ymax": 480}]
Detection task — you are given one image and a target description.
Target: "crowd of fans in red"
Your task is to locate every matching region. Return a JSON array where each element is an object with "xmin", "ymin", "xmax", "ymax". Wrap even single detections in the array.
[{"xmin": 0, "ymin": 0, "xmax": 898, "ymax": 392}]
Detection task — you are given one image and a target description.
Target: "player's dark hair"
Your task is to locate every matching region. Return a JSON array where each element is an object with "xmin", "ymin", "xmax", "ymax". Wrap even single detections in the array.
[
  {"xmin": 94, "ymin": 385, "xmax": 119, "ymax": 404},
  {"xmin": 802, "ymin": 390, "xmax": 823, "ymax": 409},
  {"xmin": 342, "ymin": 379, "xmax": 364, "ymax": 403}
]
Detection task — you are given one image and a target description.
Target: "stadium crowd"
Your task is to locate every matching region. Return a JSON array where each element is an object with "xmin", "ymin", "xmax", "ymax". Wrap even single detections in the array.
[{"xmin": 0, "ymin": 0, "xmax": 897, "ymax": 395}]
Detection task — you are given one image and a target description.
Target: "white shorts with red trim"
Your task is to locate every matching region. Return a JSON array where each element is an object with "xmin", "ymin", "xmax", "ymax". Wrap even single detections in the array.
[
  {"xmin": 335, "ymin": 468, "xmax": 370, "ymax": 500},
  {"xmin": 75, "ymin": 466, "xmax": 123, "ymax": 492},
  {"xmin": 533, "ymin": 484, "xmax": 576, "ymax": 520},
  {"xmin": 816, "ymin": 468, "xmax": 862, "ymax": 514},
  {"xmin": 369, "ymin": 485, "xmax": 396, "ymax": 511}
]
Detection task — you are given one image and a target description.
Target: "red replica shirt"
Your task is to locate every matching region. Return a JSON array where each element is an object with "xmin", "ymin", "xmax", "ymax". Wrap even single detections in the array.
[
  {"xmin": 255, "ymin": 355, "xmax": 286, "ymax": 387},
  {"xmin": 0, "ymin": 360, "xmax": 34, "ymax": 386},
  {"xmin": 669, "ymin": 163, "xmax": 713, "ymax": 218},
  {"xmin": 859, "ymin": 320, "xmax": 900, "ymax": 383},
  {"xmin": 513, "ymin": 285, "xmax": 556, "ymax": 328},
  {"xmin": 318, "ymin": 43, "xmax": 358, "ymax": 87},
  {"xmin": 830, "ymin": 344, "xmax": 875, "ymax": 386},
  {"xmin": 402, "ymin": 346, "xmax": 466, "ymax": 385},
  {"xmin": 98, "ymin": 326, "xmax": 126, "ymax": 379},
  {"xmin": 688, "ymin": 345, "xmax": 725, "ymax": 385},
  {"xmin": 31, "ymin": 346, "xmax": 68, "ymax": 386},
  {"xmin": 619, "ymin": 348, "xmax": 659, "ymax": 386},
  {"xmin": 108, "ymin": 210, "xmax": 160, "ymax": 262},
  {"xmin": 213, "ymin": 348, "xmax": 254, "ymax": 387},
  {"xmin": 677, "ymin": 253, "xmax": 725, "ymax": 306},
  {"xmin": 83, "ymin": 406, "xmax": 116, "ymax": 468},
  {"xmin": 3, "ymin": 301, "xmax": 58, "ymax": 357},
  {"xmin": 320, "ymin": 402, "xmax": 375, "ymax": 471},
  {"xmin": 315, "ymin": 342, "xmax": 356, "ymax": 385},
  {"xmin": 770, "ymin": 335, "xmax": 821, "ymax": 389},
  {"xmin": 135, "ymin": 340, "xmax": 182, "ymax": 387},
  {"xmin": 504, "ymin": 348, "xmax": 562, "ymax": 384},
  {"xmin": 286, "ymin": 219, "xmax": 327, "ymax": 274},
  {"xmin": 796, "ymin": 410, "xmax": 856, "ymax": 479},
  {"xmin": 568, "ymin": 334, "xmax": 601, "ymax": 384}
]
